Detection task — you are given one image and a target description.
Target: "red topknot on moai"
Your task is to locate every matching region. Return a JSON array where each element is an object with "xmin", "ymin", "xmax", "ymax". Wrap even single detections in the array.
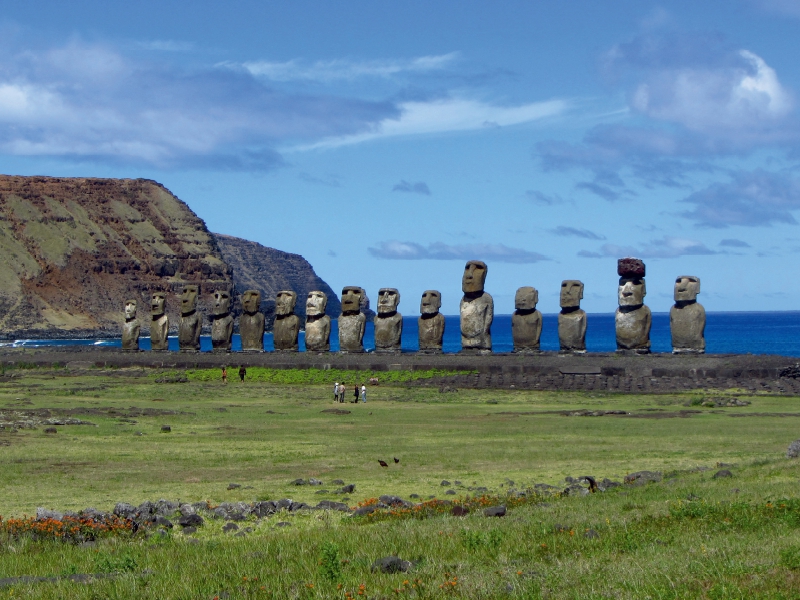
[{"xmin": 615, "ymin": 257, "xmax": 651, "ymax": 353}]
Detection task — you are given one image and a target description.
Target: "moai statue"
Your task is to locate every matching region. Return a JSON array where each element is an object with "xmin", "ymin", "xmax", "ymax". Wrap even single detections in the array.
[
  {"xmin": 460, "ymin": 260, "xmax": 493, "ymax": 353},
  {"xmin": 305, "ymin": 290, "xmax": 331, "ymax": 352},
  {"xmin": 671, "ymin": 276, "xmax": 705, "ymax": 354},
  {"xmin": 239, "ymin": 290, "xmax": 265, "ymax": 352},
  {"xmin": 338, "ymin": 286, "xmax": 366, "ymax": 353},
  {"xmin": 418, "ymin": 290, "xmax": 445, "ymax": 353},
  {"xmin": 615, "ymin": 258, "xmax": 651, "ymax": 353},
  {"xmin": 273, "ymin": 290, "xmax": 300, "ymax": 352},
  {"xmin": 178, "ymin": 284, "xmax": 201, "ymax": 353},
  {"xmin": 512, "ymin": 286, "xmax": 542, "ymax": 353},
  {"xmin": 150, "ymin": 292, "xmax": 169, "ymax": 351},
  {"xmin": 121, "ymin": 299, "xmax": 140, "ymax": 352},
  {"xmin": 558, "ymin": 280, "xmax": 587, "ymax": 354},
  {"xmin": 374, "ymin": 288, "xmax": 402, "ymax": 353},
  {"xmin": 210, "ymin": 289, "xmax": 234, "ymax": 352}
]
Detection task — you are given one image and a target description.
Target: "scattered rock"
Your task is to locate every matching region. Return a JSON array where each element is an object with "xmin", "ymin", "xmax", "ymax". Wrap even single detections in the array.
[
  {"xmin": 713, "ymin": 469, "xmax": 733, "ymax": 479},
  {"xmin": 291, "ymin": 478, "xmax": 306, "ymax": 486},
  {"xmin": 155, "ymin": 374, "xmax": 188, "ymax": 384},
  {"xmin": 331, "ymin": 479, "xmax": 345, "ymax": 485},
  {"xmin": 378, "ymin": 495, "xmax": 409, "ymax": 507},
  {"xmin": 353, "ymin": 505, "xmax": 378, "ymax": 517},
  {"xmin": 275, "ymin": 522, "xmax": 291, "ymax": 527},
  {"xmin": 179, "ymin": 504, "xmax": 196, "ymax": 517},
  {"xmin": 182, "ymin": 526, "xmax": 197, "ymax": 535},
  {"xmin": 222, "ymin": 522, "xmax": 239, "ymax": 533},
  {"xmin": 451, "ymin": 506, "xmax": 469, "ymax": 517},
  {"xmin": 36, "ymin": 508, "xmax": 64, "ymax": 521},
  {"xmin": 583, "ymin": 529, "xmax": 599, "ymax": 539},
  {"xmin": 440, "ymin": 480, "xmax": 451, "ymax": 486},
  {"xmin": 787, "ymin": 439, "xmax": 800, "ymax": 459},
  {"xmin": 454, "ymin": 480, "xmax": 462, "ymax": 486},
  {"xmin": 315, "ymin": 500, "xmax": 350, "ymax": 512},
  {"xmin": 252, "ymin": 501, "xmax": 277, "ymax": 517},
  {"xmin": 308, "ymin": 478, "xmax": 323, "ymax": 486},
  {"xmin": 154, "ymin": 516, "xmax": 173, "ymax": 529},
  {"xmin": 321, "ymin": 409, "xmax": 350, "ymax": 415},
  {"xmin": 336, "ymin": 484, "xmax": 355, "ymax": 494},
  {"xmin": 227, "ymin": 483, "xmax": 241, "ymax": 490},
  {"xmin": 624, "ymin": 471, "xmax": 662, "ymax": 485},
  {"xmin": 409, "ymin": 494, "xmax": 420, "ymax": 499},
  {"xmin": 445, "ymin": 489, "xmax": 456, "ymax": 495},
  {"xmin": 484, "ymin": 505, "xmax": 506, "ymax": 517},
  {"xmin": 178, "ymin": 514, "xmax": 204, "ymax": 528},
  {"xmin": 113, "ymin": 503, "xmax": 137, "ymax": 519},
  {"xmin": 44, "ymin": 427, "xmax": 57, "ymax": 434},
  {"xmin": 371, "ymin": 556, "xmax": 412, "ymax": 574},
  {"xmin": 563, "ymin": 484, "xmax": 590, "ymax": 496},
  {"xmin": 160, "ymin": 425, "xmax": 171, "ymax": 433}
]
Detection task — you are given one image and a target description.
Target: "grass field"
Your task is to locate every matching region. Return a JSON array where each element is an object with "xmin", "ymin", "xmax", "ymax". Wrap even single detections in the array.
[{"xmin": 1, "ymin": 368, "xmax": 800, "ymax": 598}]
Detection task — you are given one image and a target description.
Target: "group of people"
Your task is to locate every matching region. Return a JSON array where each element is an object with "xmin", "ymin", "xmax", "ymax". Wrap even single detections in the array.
[
  {"xmin": 221, "ymin": 366, "xmax": 247, "ymax": 384},
  {"xmin": 334, "ymin": 381, "xmax": 367, "ymax": 404}
]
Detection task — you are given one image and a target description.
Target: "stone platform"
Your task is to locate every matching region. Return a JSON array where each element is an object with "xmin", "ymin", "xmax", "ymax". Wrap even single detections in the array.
[{"xmin": 2, "ymin": 347, "xmax": 800, "ymax": 395}]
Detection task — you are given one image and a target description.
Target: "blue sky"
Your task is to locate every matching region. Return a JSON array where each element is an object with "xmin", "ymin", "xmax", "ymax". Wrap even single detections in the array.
[{"xmin": 2, "ymin": 1, "xmax": 800, "ymax": 314}]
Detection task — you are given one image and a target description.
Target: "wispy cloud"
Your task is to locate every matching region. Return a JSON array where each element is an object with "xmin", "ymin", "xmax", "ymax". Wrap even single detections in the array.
[
  {"xmin": 392, "ymin": 180, "xmax": 430, "ymax": 195},
  {"xmin": 136, "ymin": 40, "xmax": 194, "ymax": 52},
  {"xmin": 299, "ymin": 172, "xmax": 341, "ymax": 187},
  {"xmin": 549, "ymin": 226, "xmax": 606, "ymax": 240},
  {"xmin": 525, "ymin": 190, "xmax": 566, "ymax": 205},
  {"xmin": 579, "ymin": 236, "xmax": 717, "ymax": 259},
  {"xmin": 719, "ymin": 238, "xmax": 751, "ymax": 248},
  {"xmin": 237, "ymin": 52, "xmax": 459, "ymax": 82},
  {"xmin": 368, "ymin": 240, "xmax": 549, "ymax": 263}
]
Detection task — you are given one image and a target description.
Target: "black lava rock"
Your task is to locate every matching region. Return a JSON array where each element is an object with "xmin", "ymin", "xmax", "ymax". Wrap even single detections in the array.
[
  {"xmin": 371, "ymin": 556, "xmax": 412, "ymax": 574},
  {"xmin": 484, "ymin": 505, "xmax": 507, "ymax": 517}
]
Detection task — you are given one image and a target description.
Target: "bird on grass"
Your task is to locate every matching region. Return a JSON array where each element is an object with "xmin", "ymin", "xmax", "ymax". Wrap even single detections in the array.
[
  {"xmin": 580, "ymin": 476, "xmax": 598, "ymax": 493},
  {"xmin": 393, "ymin": 457, "xmax": 400, "ymax": 463},
  {"xmin": 378, "ymin": 460, "xmax": 389, "ymax": 468}
]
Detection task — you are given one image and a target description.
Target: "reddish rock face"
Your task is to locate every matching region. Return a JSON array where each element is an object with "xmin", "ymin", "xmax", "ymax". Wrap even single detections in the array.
[
  {"xmin": 0, "ymin": 175, "xmax": 232, "ymax": 338},
  {"xmin": 617, "ymin": 257, "xmax": 645, "ymax": 278}
]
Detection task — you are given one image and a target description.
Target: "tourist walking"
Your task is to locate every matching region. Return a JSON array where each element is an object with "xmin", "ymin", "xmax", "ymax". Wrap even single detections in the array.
[
  {"xmin": 222, "ymin": 367, "xmax": 228, "ymax": 384},
  {"xmin": 353, "ymin": 384, "xmax": 359, "ymax": 403},
  {"xmin": 338, "ymin": 382, "xmax": 346, "ymax": 403},
  {"xmin": 238, "ymin": 365, "xmax": 246, "ymax": 382},
  {"xmin": 361, "ymin": 384, "xmax": 367, "ymax": 403},
  {"xmin": 333, "ymin": 382, "xmax": 340, "ymax": 403}
]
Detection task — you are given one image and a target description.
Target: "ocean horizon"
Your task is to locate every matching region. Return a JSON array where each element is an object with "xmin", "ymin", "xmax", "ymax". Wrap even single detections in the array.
[{"xmin": 4, "ymin": 311, "xmax": 800, "ymax": 357}]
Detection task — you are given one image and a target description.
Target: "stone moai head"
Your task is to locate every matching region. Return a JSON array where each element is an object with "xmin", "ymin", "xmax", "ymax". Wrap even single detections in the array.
[
  {"xmin": 462, "ymin": 260, "xmax": 488, "ymax": 294},
  {"xmin": 150, "ymin": 292, "xmax": 166, "ymax": 317},
  {"xmin": 306, "ymin": 290, "xmax": 328, "ymax": 316},
  {"xmin": 181, "ymin": 285, "xmax": 199, "ymax": 315},
  {"xmin": 560, "ymin": 280, "xmax": 584, "ymax": 308},
  {"xmin": 420, "ymin": 290, "xmax": 442, "ymax": 315},
  {"xmin": 213, "ymin": 290, "xmax": 231, "ymax": 316},
  {"xmin": 341, "ymin": 286, "xmax": 363, "ymax": 313},
  {"xmin": 377, "ymin": 288, "xmax": 400, "ymax": 315},
  {"xmin": 124, "ymin": 299, "xmax": 138, "ymax": 320},
  {"xmin": 674, "ymin": 275, "xmax": 701, "ymax": 302},
  {"xmin": 242, "ymin": 290, "xmax": 261, "ymax": 315},
  {"xmin": 276, "ymin": 290, "xmax": 297, "ymax": 316},
  {"xmin": 617, "ymin": 257, "xmax": 646, "ymax": 307},
  {"xmin": 515, "ymin": 286, "xmax": 538, "ymax": 311}
]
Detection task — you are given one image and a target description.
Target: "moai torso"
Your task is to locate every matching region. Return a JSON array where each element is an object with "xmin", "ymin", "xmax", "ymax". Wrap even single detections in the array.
[
  {"xmin": 374, "ymin": 288, "xmax": 402, "ymax": 353},
  {"xmin": 460, "ymin": 261, "xmax": 493, "ymax": 353},
  {"xmin": 149, "ymin": 292, "xmax": 169, "ymax": 351},
  {"xmin": 240, "ymin": 290, "xmax": 264, "ymax": 351},
  {"xmin": 512, "ymin": 286, "xmax": 541, "ymax": 353},
  {"xmin": 179, "ymin": 285, "xmax": 201, "ymax": 352},
  {"xmin": 339, "ymin": 286, "xmax": 366, "ymax": 353},
  {"xmin": 419, "ymin": 290, "xmax": 444, "ymax": 352},
  {"xmin": 305, "ymin": 291, "xmax": 330, "ymax": 352},
  {"xmin": 558, "ymin": 280, "xmax": 586, "ymax": 353},
  {"xmin": 121, "ymin": 299, "xmax": 140, "ymax": 352},
  {"xmin": 615, "ymin": 259, "xmax": 650, "ymax": 353},
  {"xmin": 670, "ymin": 276, "xmax": 705, "ymax": 354},
  {"xmin": 210, "ymin": 290, "xmax": 233, "ymax": 352},
  {"xmin": 273, "ymin": 291, "xmax": 300, "ymax": 351}
]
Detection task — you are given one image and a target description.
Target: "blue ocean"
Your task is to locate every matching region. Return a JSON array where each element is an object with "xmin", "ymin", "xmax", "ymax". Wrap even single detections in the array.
[{"xmin": 5, "ymin": 312, "xmax": 800, "ymax": 356}]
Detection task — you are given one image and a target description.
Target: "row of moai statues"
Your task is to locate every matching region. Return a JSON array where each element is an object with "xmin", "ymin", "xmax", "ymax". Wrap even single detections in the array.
[{"xmin": 121, "ymin": 257, "xmax": 705, "ymax": 354}]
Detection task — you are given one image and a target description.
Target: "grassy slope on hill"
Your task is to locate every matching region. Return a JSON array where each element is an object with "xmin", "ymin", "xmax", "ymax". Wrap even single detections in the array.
[{"xmin": 0, "ymin": 371, "xmax": 799, "ymax": 598}]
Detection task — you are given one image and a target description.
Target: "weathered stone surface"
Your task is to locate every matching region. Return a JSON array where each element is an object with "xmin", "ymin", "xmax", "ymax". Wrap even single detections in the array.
[
  {"xmin": 149, "ymin": 292, "xmax": 169, "ymax": 351},
  {"xmin": 418, "ymin": 290, "xmax": 445, "ymax": 353},
  {"xmin": 210, "ymin": 290, "xmax": 233, "ymax": 352},
  {"xmin": 671, "ymin": 276, "xmax": 705, "ymax": 354},
  {"xmin": 374, "ymin": 288, "xmax": 402, "ymax": 353},
  {"xmin": 305, "ymin": 291, "xmax": 331, "ymax": 352},
  {"xmin": 273, "ymin": 290, "xmax": 300, "ymax": 351},
  {"xmin": 339, "ymin": 286, "xmax": 366, "ymax": 353},
  {"xmin": 618, "ymin": 257, "xmax": 645, "ymax": 278},
  {"xmin": 239, "ymin": 290, "xmax": 264, "ymax": 352},
  {"xmin": 371, "ymin": 556, "xmax": 413, "ymax": 574},
  {"xmin": 787, "ymin": 439, "xmax": 800, "ymax": 458},
  {"xmin": 616, "ymin": 272, "xmax": 650, "ymax": 353},
  {"xmin": 178, "ymin": 285, "xmax": 201, "ymax": 352},
  {"xmin": 558, "ymin": 280, "xmax": 586, "ymax": 353},
  {"xmin": 484, "ymin": 505, "xmax": 506, "ymax": 517},
  {"xmin": 460, "ymin": 261, "xmax": 493, "ymax": 353},
  {"xmin": 512, "ymin": 286, "xmax": 542, "ymax": 353},
  {"xmin": 121, "ymin": 299, "xmax": 140, "ymax": 352}
]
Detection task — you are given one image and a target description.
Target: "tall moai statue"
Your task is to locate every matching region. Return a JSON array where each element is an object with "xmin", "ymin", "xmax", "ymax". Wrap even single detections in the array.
[
  {"xmin": 418, "ymin": 290, "xmax": 445, "ymax": 353},
  {"xmin": 121, "ymin": 299, "xmax": 140, "ymax": 352},
  {"xmin": 671, "ymin": 276, "xmax": 705, "ymax": 354},
  {"xmin": 615, "ymin": 258, "xmax": 651, "ymax": 353},
  {"xmin": 558, "ymin": 280, "xmax": 586, "ymax": 354},
  {"xmin": 305, "ymin": 290, "xmax": 331, "ymax": 352},
  {"xmin": 512, "ymin": 286, "xmax": 542, "ymax": 353},
  {"xmin": 150, "ymin": 292, "xmax": 169, "ymax": 351},
  {"xmin": 178, "ymin": 285, "xmax": 202, "ymax": 353},
  {"xmin": 273, "ymin": 290, "xmax": 300, "ymax": 352},
  {"xmin": 374, "ymin": 288, "xmax": 402, "ymax": 353},
  {"xmin": 239, "ymin": 290, "xmax": 265, "ymax": 352},
  {"xmin": 210, "ymin": 289, "xmax": 234, "ymax": 352},
  {"xmin": 460, "ymin": 260, "xmax": 493, "ymax": 353},
  {"xmin": 338, "ymin": 286, "xmax": 366, "ymax": 353}
]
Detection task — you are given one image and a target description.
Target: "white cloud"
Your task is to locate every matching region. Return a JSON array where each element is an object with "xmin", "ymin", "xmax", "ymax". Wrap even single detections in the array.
[
  {"xmin": 237, "ymin": 52, "xmax": 459, "ymax": 82},
  {"xmin": 368, "ymin": 240, "xmax": 549, "ymax": 263},
  {"xmin": 579, "ymin": 236, "xmax": 716, "ymax": 259},
  {"xmin": 292, "ymin": 97, "xmax": 567, "ymax": 150}
]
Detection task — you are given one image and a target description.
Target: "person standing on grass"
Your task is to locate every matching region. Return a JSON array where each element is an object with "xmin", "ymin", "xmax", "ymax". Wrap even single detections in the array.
[
  {"xmin": 222, "ymin": 366, "xmax": 228, "ymax": 384},
  {"xmin": 353, "ymin": 384, "xmax": 359, "ymax": 403},
  {"xmin": 239, "ymin": 365, "xmax": 246, "ymax": 382},
  {"xmin": 361, "ymin": 384, "xmax": 367, "ymax": 403},
  {"xmin": 334, "ymin": 382, "xmax": 339, "ymax": 403},
  {"xmin": 339, "ymin": 382, "xmax": 346, "ymax": 403}
]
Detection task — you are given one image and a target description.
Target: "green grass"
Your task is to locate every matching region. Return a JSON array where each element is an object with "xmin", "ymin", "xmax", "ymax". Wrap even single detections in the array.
[{"xmin": 1, "ymin": 372, "xmax": 800, "ymax": 598}]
